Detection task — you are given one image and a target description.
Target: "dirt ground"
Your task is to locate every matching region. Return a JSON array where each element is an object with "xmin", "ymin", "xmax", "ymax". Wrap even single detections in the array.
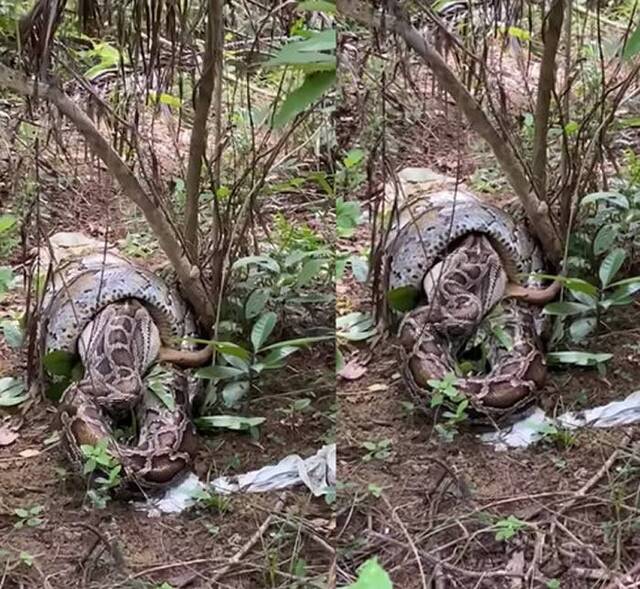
[
  {"xmin": 335, "ymin": 53, "xmax": 640, "ymax": 587},
  {"xmin": 0, "ymin": 109, "xmax": 335, "ymax": 588}
]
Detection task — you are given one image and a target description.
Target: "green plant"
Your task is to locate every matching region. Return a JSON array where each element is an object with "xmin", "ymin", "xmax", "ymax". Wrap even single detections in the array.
[
  {"xmin": 230, "ymin": 245, "xmax": 332, "ymax": 322},
  {"xmin": 400, "ymin": 401, "xmax": 416, "ymax": 416},
  {"xmin": 361, "ymin": 439, "xmax": 392, "ymax": 462},
  {"xmin": 341, "ymin": 557, "xmax": 393, "ymax": 589},
  {"xmin": 539, "ymin": 423, "xmax": 577, "ymax": 450},
  {"xmin": 428, "ymin": 374, "xmax": 469, "ymax": 441},
  {"xmin": 367, "ymin": 483, "xmax": 383, "ymax": 498},
  {"xmin": 13, "ymin": 504, "xmax": 44, "ymax": 529},
  {"xmin": 278, "ymin": 398, "xmax": 313, "ymax": 420},
  {"xmin": 1, "ymin": 315, "xmax": 23, "ymax": 349},
  {"xmin": 196, "ymin": 312, "xmax": 331, "ymax": 408},
  {"xmin": 336, "ymin": 149, "xmax": 366, "ymax": 195},
  {"xmin": 263, "ymin": 12, "xmax": 335, "ymax": 128},
  {"xmin": 569, "ymin": 190, "xmax": 640, "ymax": 278},
  {"xmin": 542, "ymin": 248, "xmax": 640, "ymax": 341},
  {"xmin": 119, "ymin": 231, "xmax": 158, "ymax": 259},
  {"xmin": 494, "ymin": 515, "xmax": 526, "ymax": 542},
  {"xmin": 336, "ymin": 312, "xmax": 376, "ymax": 370},
  {"xmin": 0, "ymin": 377, "xmax": 27, "ymax": 406},
  {"xmin": 193, "ymin": 489, "xmax": 230, "ymax": 513},
  {"xmin": 80, "ymin": 439, "xmax": 122, "ymax": 509},
  {"xmin": 78, "ymin": 41, "xmax": 127, "ymax": 80}
]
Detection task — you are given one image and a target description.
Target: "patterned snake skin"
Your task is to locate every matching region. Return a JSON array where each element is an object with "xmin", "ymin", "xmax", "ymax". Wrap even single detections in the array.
[
  {"xmin": 40, "ymin": 245, "xmax": 204, "ymax": 493},
  {"xmin": 383, "ymin": 169, "xmax": 556, "ymax": 422}
]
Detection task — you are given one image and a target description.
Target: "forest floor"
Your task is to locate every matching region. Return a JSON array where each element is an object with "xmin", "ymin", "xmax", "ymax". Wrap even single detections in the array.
[
  {"xmin": 0, "ymin": 107, "xmax": 335, "ymax": 588},
  {"xmin": 335, "ymin": 58, "xmax": 640, "ymax": 588}
]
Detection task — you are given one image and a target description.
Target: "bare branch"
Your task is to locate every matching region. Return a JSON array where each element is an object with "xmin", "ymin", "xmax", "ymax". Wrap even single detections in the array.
[
  {"xmin": 338, "ymin": 0, "xmax": 563, "ymax": 263},
  {"xmin": 0, "ymin": 63, "xmax": 216, "ymax": 327},
  {"xmin": 532, "ymin": 0, "xmax": 564, "ymax": 199},
  {"xmin": 183, "ymin": 0, "xmax": 222, "ymax": 260}
]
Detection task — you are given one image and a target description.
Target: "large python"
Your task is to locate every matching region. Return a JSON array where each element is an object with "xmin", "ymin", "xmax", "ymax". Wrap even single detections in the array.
[
  {"xmin": 39, "ymin": 237, "xmax": 211, "ymax": 494},
  {"xmin": 383, "ymin": 169, "xmax": 559, "ymax": 422}
]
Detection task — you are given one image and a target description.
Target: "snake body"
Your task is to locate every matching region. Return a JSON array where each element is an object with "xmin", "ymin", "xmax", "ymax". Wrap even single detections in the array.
[
  {"xmin": 40, "ymin": 239, "xmax": 204, "ymax": 493},
  {"xmin": 383, "ymin": 169, "xmax": 555, "ymax": 421}
]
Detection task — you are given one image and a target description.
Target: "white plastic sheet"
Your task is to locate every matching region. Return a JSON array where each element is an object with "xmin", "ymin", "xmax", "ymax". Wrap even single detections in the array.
[
  {"xmin": 143, "ymin": 443, "xmax": 336, "ymax": 516},
  {"xmin": 482, "ymin": 391, "xmax": 640, "ymax": 450}
]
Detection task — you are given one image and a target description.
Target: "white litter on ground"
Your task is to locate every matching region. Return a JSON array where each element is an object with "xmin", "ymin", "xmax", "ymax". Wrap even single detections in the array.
[
  {"xmin": 142, "ymin": 443, "xmax": 336, "ymax": 516},
  {"xmin": 482, "ymin": 390, "xmax": 640, "ymax": 450}
]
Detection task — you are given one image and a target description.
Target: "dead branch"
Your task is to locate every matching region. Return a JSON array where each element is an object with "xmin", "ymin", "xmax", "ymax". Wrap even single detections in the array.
[
  {"xmin": 338, "ymin": 0, "xmax": 563, "ymax": 263},
  {"xmin": 0, "ymin": 63, "xmax": 216, "ymax": 327},
  {"xmin": 532, "ymin": 0, "xmax": 564, "ymax": 200}
]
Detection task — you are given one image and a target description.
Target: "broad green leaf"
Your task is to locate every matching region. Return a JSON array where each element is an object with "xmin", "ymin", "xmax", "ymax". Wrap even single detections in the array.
[
  {"xmin": 604, "ymin": 286, "xmax": 638, "ymax": 306},
  {"xmin": 349, "ymin": 255, "xmax": 369, "ymax": 283},
  {"xmin": 208, "ymin": 341, "xmax": 251, "ymax": 360},
  {"xmin": 265, "ymin": 30, "xmax": 336, "ymax": 68},
  {"xmin": 529, "ymin": 273, "xmax": 598, "ymax": 298},
  {"xmin": 245, "ymin": 288, "xmax": 270, "ymax": 320},
  {"xmin": 221, "ymin": 352, "xmax": 251, "ymax": 371},
  {"xmin": 43, "ymin": 350, "xmax": 76, "ymax": 377},
  {"xmin": 564, "ymin": 278, "xmax": 599, "ymax": 298},
  {"xmin": 259, "ymin": 334, "xmax": 333, "ymax": 351},
  {"xmin": 272, "ymin": 70, "xmax": 336, "ymax": 128},
  {"xmin": 262, "ymin": 345, "xmax": 301, "ymax": 366},
  {"xmin": 543, "ymin": 302, "xmax": 592, "ymax": 316},
  {"xmin": 336, "ymin": 348, "xmax": 345, "ymax": 372},
  {"xmin": 505, "ymin": 25, "xmax": 530, "ymax": 41},
  {"xmin": 0, "ymin": 377, "xmax": 27, "ymax": 406},
  {"xmin": 1, "ymin": 319, "xmax": 23, "ymax": 349},
  {"xmin": 599, "ymin": 248, "xmax": 626, "ymax": 288},
  {"xmin": 336, "ymin": 312, "xmax": 376, "ymax": 341},
  {"xmin": 0, "ymin": 267, "xmax": 13, "ymax": 296},
  {"xmin": 580, "ymin": 191, "xmax": 629, "ymax": 209},
  {"xmin": 195, "ymin": 415, "xmax": 265, "ymax": 431},
  {"xmin": 608, "ymin": 275, "xmax": 640, "ymax": 289},
  {"xmin": 196, "ymin": 365, "xmax": 248, "ymax": 380},
  {"xmin": 298, "ymin": 0, "xmax": 336, "ymax": 13},
  {"xmin": 221, "ymin": 381, "xmax": 250, "ymax": 407},
  {"xmin": 343, "ymin": 557, "xmax": 393, "ymax": 589},
  {"xmin": 336, "ymin": 197, "xmax": 363, "ymax": 237},
  {"xmin": 492, "ymin": 325, "xmax": 513, "ymax": 351},
  {"xmin": 232, "ymin": 255, "xmax": 280, "ymax": 273},
  {"xmin": 296, "ymin": 259, "xmax": 324, "ymax": 287},
  {"xmin": 623, "ymin": 22, "xmax": 640, "ymax": 60},
  {"xmin": 343, "ymin": 148, "xmax": 365, "ymax": 168},
  {"xmin": 335, "ymin": 255, "xmax": 348, "ymax": 280},
  {"xmin": 146, "ymin": 366, "xmax": 176, "ymax": 411},
  {"xmin": 387, "ymin": 286, "xmax": 419, "ymax": 312},
  {"xmin": 251, "ymin": 312, "xmax": 278, "ymax": 352},
  {"xmin": 547, "ymin": 351, "xmax": 613, "ymax": 366},
  {"xmin": 0, "ymin": 214, "xmax": 16, "ymax": 234},
  {"xmin": 569, "ymin": 317, "xmax": 597, "ymax": 341},
  {"xmin": 593, "ymin": 223, "xmax": 618, "ymax": 256}
]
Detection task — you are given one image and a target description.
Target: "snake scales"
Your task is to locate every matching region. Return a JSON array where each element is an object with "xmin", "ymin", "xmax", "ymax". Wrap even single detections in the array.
[
  {"xmin": 39, "ymin": 237, "xmax": 210, "ymax": 493},
  {"xmin": 383, "ymin": 169, "xmax": 559, "ymax": 422}
]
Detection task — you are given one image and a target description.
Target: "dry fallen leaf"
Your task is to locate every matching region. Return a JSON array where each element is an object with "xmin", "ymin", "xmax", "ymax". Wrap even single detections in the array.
[
  {"xmin": 368, "ymin": 383, "xmax": 389, "ymax": 392},
  {"xmin": 0, "ymin": 426, "xmax": 18, "ymax": 447},
  {"xmin": 338, "ymin": 357, "xmax": 368, "ymax": 381},
  {"xmin": 18, "ymin": 448, "xmax": 41, "ymax": 458}
]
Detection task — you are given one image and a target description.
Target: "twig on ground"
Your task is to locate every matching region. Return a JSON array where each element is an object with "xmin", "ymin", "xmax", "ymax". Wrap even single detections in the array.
[
  {"xmin": 210, "ymin": 491, "xmax": 288, "ymax": 583},
  {"xmin": 383, "ymin": 494, "xmax": 428, "ymax": 589},
  {"xmin": 75, "ymin": 522, "xmax": 126, "ymax": 569}
]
